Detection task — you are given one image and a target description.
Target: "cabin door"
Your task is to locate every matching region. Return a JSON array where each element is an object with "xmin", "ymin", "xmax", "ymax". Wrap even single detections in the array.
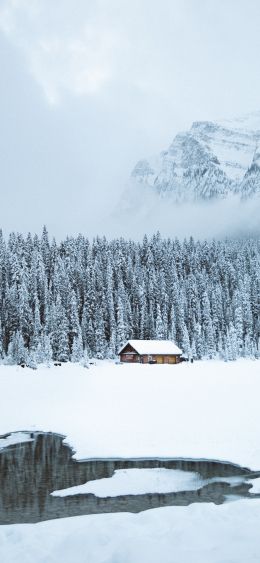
[{"xmin": 157, "ymin": 356, "xmax": 163, "ymax": 364}]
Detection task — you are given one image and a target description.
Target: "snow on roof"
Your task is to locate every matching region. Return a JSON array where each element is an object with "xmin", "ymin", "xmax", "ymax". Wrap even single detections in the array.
[{"xmin": 119, "ymin": 340, "xmax": 182, "ymax": 355}]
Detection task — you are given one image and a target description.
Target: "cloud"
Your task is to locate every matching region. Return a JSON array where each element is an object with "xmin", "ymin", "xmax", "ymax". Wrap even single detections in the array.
[
  {"xmin": 29, "ymin": 31, "xmax": 115, "ymax": 105},
  {"xmin": 0, "ymin": 0, "xmax": 260, "ymax": 238},
  {"xmin": 109, "ymin": 195, "xmax": 260, "ymax": 241},
  {"xmin": 0, "ymin": 0, "xmax": 118, "ymax": 104},
  {"xmin": 1, "ymin": 0, "xmax": 260, "ymax": 117}
]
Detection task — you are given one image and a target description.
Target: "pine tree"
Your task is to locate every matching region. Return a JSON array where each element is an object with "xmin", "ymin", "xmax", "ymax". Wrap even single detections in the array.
[
  {"xmin": 228, "ymin": 323, "xmax": 238, "ymax": 360},
  {"xmin": 68, "ymin": 290, "xmax": 80, "ymax": 351},
  {"xmin": 0, "ymin": 232, "xmax": 259, "ymax": 364},
  {"xmin": 81, "ymin": 349, "xmax": 90, "ymax": 368},
  {"xmin": 94, "ymin": 305, "xmax": 106, "ymax": 358},
  {"xmin": 41, "ymin": 334, "xmax": 53, "ymax": 366},
  {"xmin": 71, "ymin": 331, "xmax": 84, "ymax": 362},
  {"xmin": 27, "ymin": 350, "xmax": 37, "ymax": 370},
  {"xmin": 7, "ymin": 331, "xmax": 27, "ymax": 365},
  {"xmin": 116, "ymin": 297, "xmax": 126, "ymax": 349},
  {"xmin": 181, "ymin": 323, "xmax": 191, "ymax": 358},
  {"xmin": 155, "ymin": 304, "xmax": 165, "ymax": 339},
  {"xmin": 31, "ymin": 294, "xmax": 42, "ymax": 351},
  {"xmin": 51, "ymin": 295, "xmax": 69, "ymax": 362},
  {"xmin": 234, "ymin": 292, "xmax": 243, "ymax": 355},
  {"xmin": 168, "ymin": 305, "xmax": 176, "ymax": 341},
  {"xmin": 0, "ymin": 321, "xmax": 3, "ymax": 359},
  {"xmin": 201, "ymin": 291, "xmax": 215, "ymax": 358}
]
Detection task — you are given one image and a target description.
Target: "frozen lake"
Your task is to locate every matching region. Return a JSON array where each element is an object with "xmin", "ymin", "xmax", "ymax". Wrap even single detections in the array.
[{"xmin": 0, "ymin": 431, "xmax": 259, "ymax": 524}]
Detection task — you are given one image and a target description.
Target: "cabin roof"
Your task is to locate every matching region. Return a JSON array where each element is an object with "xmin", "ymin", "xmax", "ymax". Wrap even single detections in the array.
[{"xmin": 118, "ymin": 339, "xmax": 182, "ymax": 355}]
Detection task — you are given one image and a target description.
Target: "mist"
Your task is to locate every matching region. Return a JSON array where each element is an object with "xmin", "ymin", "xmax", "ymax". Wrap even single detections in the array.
[
  {"xmin": 103, "ymin": 196, "xmax": 260, "ymax": 241},
  {"xmin": 0, "ymin": 0, "xmax": 260, "ymax": 238}
]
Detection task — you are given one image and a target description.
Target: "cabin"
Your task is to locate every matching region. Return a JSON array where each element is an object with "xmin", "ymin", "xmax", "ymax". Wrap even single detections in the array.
[{"xmin": 118, "ymin": 340, "xmax": 183, "ymax": 364}]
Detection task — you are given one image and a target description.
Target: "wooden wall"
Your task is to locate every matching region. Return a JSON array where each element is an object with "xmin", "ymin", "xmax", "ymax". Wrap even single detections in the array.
[
  {"xmin": 120, "ymin": 353, "xmax": 139, "ymax": 362},
  {"xmin": 120, "ymin": 351, "xmax": 181, "ymax": 364}
]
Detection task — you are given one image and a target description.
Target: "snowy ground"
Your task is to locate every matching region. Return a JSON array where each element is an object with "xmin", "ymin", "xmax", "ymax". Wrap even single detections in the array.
[
  {"xmin": 0, "ymin": 432, "xmax": 33, "ymax": 450},
  {"xmin": 1, "ymin": 359, "xmax": 260, "ymax": 563},
  {"xmin": 51, "ymin": 468, "xmax": 249, "ymax": 498},
  {"xmin": 1, "ymin": 500, "xmax": 260, "ymax": 563},
  {"xmin": 52, "ymin": 468, "xmax": 205, "ymax": 497},
  {"xmin": 248, "ymin": 477, "xmax": 260, "ymax": 493},
  {"xmin": 0, "ymin": 359, "xmax": 260, "ymax": 469}
]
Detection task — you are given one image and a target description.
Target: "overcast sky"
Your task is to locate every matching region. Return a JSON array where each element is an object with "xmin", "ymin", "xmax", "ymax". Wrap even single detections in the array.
[{"xmin": 0, "ymin": 0, "xmax": 260, "ymax": 238}]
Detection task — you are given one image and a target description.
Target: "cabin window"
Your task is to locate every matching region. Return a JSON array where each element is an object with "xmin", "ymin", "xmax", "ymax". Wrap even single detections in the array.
[{"xmin": 125, "ymin": 354, "xmax": 134, "ymax": 360}]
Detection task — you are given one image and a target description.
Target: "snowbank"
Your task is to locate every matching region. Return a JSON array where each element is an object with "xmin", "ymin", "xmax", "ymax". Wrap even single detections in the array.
[
  {"xmin": 247, "ymin": 477, "xmax": 260, "ymax": 493},
  {"xmin": 1, "ymin": 500, "xmax": 260, "ymax": 563},
  {"xmin": 0, "ymin": 432, "xmax": 33, "ymax": 450},
  {"xmin": 0, "ymin": 359, "xmax": 260, "ymax": 469},
  {"xmin": 52, "ymin": 468, "xmax": 251, "ymax": 498},
  {"xmin": 51, "ymin": 468, "xmax": 203, "ymax": 497}
]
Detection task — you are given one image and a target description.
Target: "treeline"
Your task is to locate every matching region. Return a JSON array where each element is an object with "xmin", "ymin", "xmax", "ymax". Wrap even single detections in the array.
[{"xmin": 0, "ymin": 228, "xmax": 259, "ymax": 366}]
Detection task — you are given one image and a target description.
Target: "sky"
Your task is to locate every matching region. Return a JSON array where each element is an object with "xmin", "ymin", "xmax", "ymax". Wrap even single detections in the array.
[{"xmin": 0, "ymin": 0, "xmax": 260, "ymax": 238}]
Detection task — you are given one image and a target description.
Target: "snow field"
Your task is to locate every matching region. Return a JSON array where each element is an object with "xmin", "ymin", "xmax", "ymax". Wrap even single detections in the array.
[
  {"xmin": 248, "ymin": 477, "xmax": 260, "ymax": 493},
  {"xmin": 0, "ymin": 432, "xmax": 33, "ymax": 450},
  {"xmin": 52, "ymin": 468, "xmax": 257, "ymax": 498},
  {"xmin": 0, "ymin": 359, "xmax": 260, "ymax": 470},
  {"xmin": 1, "ymin": 359, "xmax": 260, "ymax": 563},
  {"xmin": 51, "ymin": 468, "xmax": 204, "ymax": 497},
  {"xmin": 1, "ymin": 500, "xmax": 260, "ymax": 563}
]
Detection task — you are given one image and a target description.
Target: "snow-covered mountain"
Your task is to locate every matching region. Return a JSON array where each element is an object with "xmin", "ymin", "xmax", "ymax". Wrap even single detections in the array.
[{"xmin": 123, "ymin": 112, "xmax": 260, "ymax": 207}]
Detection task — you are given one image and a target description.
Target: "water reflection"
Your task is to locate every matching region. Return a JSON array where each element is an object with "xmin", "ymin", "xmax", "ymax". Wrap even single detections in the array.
[{"xmin": 0, "ymin": 432, "xmax": 259, "ymax": 524}]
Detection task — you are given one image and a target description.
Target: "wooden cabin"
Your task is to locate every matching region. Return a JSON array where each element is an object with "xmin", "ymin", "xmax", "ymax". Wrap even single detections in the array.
[{"xmin": 118, "ymin": 340, "xmax": 182, "ymax": 364}]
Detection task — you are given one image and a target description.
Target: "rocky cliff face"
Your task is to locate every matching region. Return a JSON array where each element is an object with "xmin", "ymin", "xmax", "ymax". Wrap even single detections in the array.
[{"xmin": 126, "ymin": 113, "xmax": 260, "ymax": 206}]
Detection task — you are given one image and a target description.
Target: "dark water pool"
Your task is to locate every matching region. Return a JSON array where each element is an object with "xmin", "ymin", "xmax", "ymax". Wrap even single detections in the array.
[{"xmin": 0, "ymin": 432, "xmax": 259, "ymax": 524}]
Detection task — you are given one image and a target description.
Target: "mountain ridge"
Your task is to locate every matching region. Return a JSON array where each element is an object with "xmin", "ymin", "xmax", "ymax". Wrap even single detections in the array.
[{"xmin": 123, "ymin": 112, "xmax": 260, "ymax": 208}]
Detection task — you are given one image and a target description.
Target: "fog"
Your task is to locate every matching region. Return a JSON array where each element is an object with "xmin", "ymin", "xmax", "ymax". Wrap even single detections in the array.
[
  {"xmin": 104, "ymin": 195, "xmax": 260, "ymax": 241},
  {"xmin": 0, "ymin": 0, "xmax": 260, "ymax": 239}
]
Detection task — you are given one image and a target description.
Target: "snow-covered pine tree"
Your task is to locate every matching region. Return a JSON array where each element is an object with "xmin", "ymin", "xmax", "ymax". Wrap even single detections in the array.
[
  {"xmin": 7, "ymin": 331, "xmax": 28, "ymax": 365},
  {"xmin": 51, "ymin": 295, "xmax": 70, "ymax": 362},
  {"xmin": 0, "ymin": 232, "xmax": 259, "ymax": 364},
  {"xmin": 155, "ymin": 303, "xmax": 165, "ymax": 340},
  {"xmin": 71, "ymin": 330, "xmax": 84, "ymax": 362}
]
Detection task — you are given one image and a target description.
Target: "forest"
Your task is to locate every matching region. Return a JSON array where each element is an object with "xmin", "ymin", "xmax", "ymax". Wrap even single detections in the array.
[{"xmin": 0, "ymin": 227, "xmax": 259, "ymax": 366}]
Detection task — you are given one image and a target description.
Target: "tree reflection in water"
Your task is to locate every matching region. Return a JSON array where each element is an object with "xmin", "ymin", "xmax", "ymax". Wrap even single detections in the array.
[{"xmin": 0, "ymin": 432, "xmax": 259, "ymax": 524}]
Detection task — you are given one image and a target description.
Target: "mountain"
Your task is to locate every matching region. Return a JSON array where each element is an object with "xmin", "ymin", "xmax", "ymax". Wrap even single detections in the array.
[{"xmin": 122, "ymin": 112, "xmax": 260, "ymax": 209}]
